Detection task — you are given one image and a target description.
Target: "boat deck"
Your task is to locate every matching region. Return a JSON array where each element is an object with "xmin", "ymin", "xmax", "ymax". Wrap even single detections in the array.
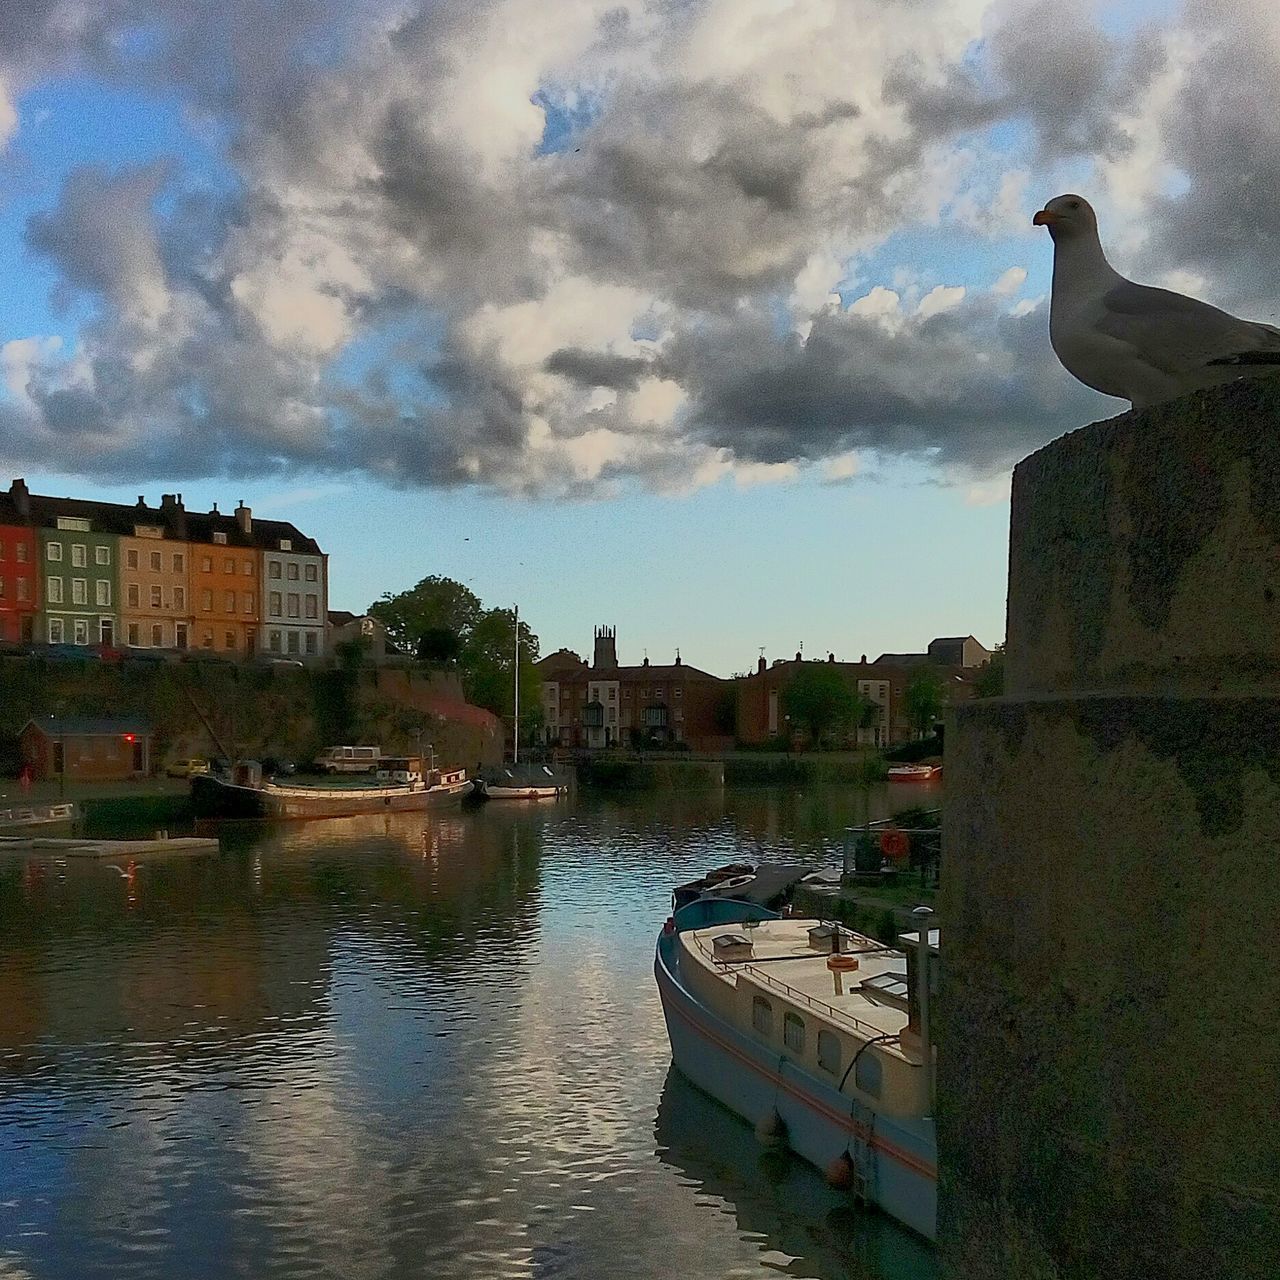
[{"xmin": 681, "ymin": 918, "xmax": 914, "ymax": 1052}]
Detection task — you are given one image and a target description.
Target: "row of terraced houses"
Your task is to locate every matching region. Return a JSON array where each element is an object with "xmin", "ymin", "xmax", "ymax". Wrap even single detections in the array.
[{"xmin": 0, "ymin": 479, "xmax": 328, "ymax": 658}]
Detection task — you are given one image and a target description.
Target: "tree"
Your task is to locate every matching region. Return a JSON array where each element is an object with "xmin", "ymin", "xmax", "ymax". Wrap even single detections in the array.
[
  {"xmin": 463, "ymin": 606, "xmax": 541, "ymax": 724},
  {"xmin": 416, "ymin": 627, "xmax": 462, "ymax": 665},
  {"xmin": 973, "ymin": 644, "xmax": 1005, "ymax": 698},
  {"xmin": 782, "ymin": 663, "xmax": 857, "ymax": 748},
  {"xmin": 368, "ymin": 576, "xmax": 482, "ymax": 656},
  {"xmin": 904, "ymin": 669, "xmax": 945, "ymax": 739}
]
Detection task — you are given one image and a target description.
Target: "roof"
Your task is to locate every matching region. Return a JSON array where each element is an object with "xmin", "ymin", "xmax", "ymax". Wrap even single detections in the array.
[
  {"xmin": 23, "ymin": 716, "xmax": 151, "ymax": 738},
  {"xmin": 328, "ymin": 610, "xmax": 360, "ymax": 627},
  {"xmin": 872, "ymin": 653, "xmax": 932, "ymax": 666},
  {"xmin": 559, "ymin": 661, "xmax": 725, "ymax": 682}
]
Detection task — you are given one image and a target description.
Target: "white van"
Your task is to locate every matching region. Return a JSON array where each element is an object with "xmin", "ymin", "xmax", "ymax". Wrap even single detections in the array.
[{"xmin": 314, "ymin": 745, "xmax": 381, "ymax": 774}]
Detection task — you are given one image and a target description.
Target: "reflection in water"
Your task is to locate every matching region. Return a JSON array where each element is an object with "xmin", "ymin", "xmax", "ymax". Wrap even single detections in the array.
[{"xmin": 0, "ymin": 788, "xmax": 936, "ymax": 1280}]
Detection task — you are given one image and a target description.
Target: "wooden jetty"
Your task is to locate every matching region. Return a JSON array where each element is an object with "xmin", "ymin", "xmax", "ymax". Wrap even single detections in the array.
[{"xmin": 0, "ymin": 835, "xmax": 218, "ymax": 859}]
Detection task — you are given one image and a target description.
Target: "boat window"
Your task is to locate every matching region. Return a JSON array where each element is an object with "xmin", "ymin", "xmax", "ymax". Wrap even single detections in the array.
[
  {"xmin": 783, "ymin": 1012, "xmax": 805, "ymax": 1054},
  {"xmin": 817, "ymin": 1029, "xmax": 841, "ymax": 1074},
  {"xmin": 855, "ymin": 1051, "xmax": 883, "ymax": 1098},
  {"xmin": 751, "ymin": 996, "xmax": 772, "ymax": 1037}
]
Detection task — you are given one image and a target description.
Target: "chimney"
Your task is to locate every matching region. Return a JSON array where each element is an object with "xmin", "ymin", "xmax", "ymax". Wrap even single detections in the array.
[
  {"xmin": 795, "ymin": 651, "xmax": 802, "ymax": 662},
  {"xmin": 828, "ymin": 652, "xmax": 835, "ymax": 663},
  {"xmin": 643, "ymin": 656, "xmax": 650, "ymax": 667},
  {"xmin": 757, "ymin": 656, "xmax": 766, "ymax": 674},
  {"xmin": 9, "ymin": 478, "xmax": 30, "ymax": 519},
  {"xmin": 211, "ymin": 502, "xmax": 219, "ymax": 514},
  {"xmin": 593, "ymin": 625, "xmax": 617, "ymax": 669},
  {"xmin": 674, "ymin": 649, "xmax": 681, "ymax": 667},
  {"xmin": 861, "ymin": 653, "xmax": 867, "ymax": 664},
  {"xmin": 235, "ymin": 500, "xmax": 252, "ymax": 534},
  {"xmin": 137, "ymin": 495, "xmax": 146, "ymax": 508}
]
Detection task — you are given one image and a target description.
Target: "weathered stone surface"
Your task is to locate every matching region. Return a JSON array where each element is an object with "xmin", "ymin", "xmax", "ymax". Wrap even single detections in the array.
[{"xmin": 941, "ymin": 380, "xmax": 1280, "ymax": 1279}]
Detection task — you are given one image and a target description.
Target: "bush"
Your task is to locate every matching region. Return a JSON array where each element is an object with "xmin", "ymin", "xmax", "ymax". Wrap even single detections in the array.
[{"xmin": 883, "ymin": 733, "xmax": 943, "ymax": 763}]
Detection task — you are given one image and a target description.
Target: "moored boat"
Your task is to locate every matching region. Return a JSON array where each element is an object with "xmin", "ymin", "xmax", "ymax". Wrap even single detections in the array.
[
  {"xmin": 655, "ymin": 896, "xmax": 939, "ymax": 1241},
  {"xmin": 472, "ymin": 762, "xmax": 568, "ymax": 800},
  {"xmin": 191, "ymin": 761, "xmax": 471, "ymax": 820},
  {"xmin": 887, "ymin": 763, "xmax": 942, "ymax": 783}
]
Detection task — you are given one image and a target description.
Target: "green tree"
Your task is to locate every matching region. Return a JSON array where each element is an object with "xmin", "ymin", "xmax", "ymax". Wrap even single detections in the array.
[
  {"xmin": 782, "ymin": 663, "xmax": 857, "ymax": 748},
  {"xmin": 904, "ymin": 669, "xmax": 944, "ymax": 738},
  {"xmin": 416, "ymin": 627, "xmax": 462, "ymax": 665},
  {"xmin": 459, "ymin": 606, "xmax": 541, "ymax": 726},
  {"xmin": 368, "ymin": 576, "xmax": 482, "ymax": 655},
  {"xmin": 973, "ymin": 644, "xmax": 1005, "ymax": 697}
]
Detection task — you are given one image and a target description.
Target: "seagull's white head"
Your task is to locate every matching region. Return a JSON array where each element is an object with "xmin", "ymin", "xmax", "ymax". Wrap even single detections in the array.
[{"xmin": 1033, "ymin": 194, "xmax": 1098, "ymax": 242}]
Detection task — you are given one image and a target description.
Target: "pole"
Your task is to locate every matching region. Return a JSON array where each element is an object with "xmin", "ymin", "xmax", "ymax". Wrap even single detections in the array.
[{"xmin": 513, "ymin": 604, "xmax": 520, "ymax": 766}]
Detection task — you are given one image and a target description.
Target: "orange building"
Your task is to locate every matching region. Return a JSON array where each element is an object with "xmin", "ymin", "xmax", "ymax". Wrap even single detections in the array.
[{"xmin": 187, "ymin": 505, "xmax": 261, "ymax": 655}]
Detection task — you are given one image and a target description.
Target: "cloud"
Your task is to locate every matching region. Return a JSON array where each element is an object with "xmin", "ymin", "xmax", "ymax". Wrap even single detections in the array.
[{"xmin": 0, "ymin": 0, "xmax": 1277, "ymax": 494}]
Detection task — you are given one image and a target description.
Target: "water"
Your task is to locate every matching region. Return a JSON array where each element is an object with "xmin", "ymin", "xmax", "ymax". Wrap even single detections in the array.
[{"xmin": 0, "ymin": 787, "xmax": 938, "ymax": 1280}]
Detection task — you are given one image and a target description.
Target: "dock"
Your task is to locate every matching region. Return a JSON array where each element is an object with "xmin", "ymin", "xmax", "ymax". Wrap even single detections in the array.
[{"xmin": 0, "ymin": 835, "xmax": 219, "ymax": 859}]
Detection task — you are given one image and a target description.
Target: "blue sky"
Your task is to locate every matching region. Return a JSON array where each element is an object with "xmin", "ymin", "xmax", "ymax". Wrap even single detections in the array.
[{"xmin": 2, "ymin": 0, "xmax": 1263, "ymax": 674}]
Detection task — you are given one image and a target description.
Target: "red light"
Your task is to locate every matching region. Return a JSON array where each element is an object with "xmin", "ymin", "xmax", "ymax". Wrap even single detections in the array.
[{"xmin": 123, "ymin": 734, "xmax": 135, "ymax": 744}]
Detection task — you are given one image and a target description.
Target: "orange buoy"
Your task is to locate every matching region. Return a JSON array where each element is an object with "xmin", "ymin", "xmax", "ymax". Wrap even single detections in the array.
[
  {"xmin": 879, "ymin": 827, "xmax": 909, "ymax": 862},
  {"xmin": 825, "ymin": 1152, "xmax": 856, "ymax": 1190}
]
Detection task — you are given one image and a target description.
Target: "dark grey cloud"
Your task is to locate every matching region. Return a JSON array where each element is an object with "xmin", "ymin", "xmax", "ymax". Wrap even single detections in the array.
[{"xmin": 544, "ymin": 348, "xmax": 655, "ymax": 390}]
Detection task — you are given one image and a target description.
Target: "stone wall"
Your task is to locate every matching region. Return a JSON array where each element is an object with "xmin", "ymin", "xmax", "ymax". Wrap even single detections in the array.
[{"xmin": 939, "ymin": 379, "xmax": 1280, "ymax": 1279}]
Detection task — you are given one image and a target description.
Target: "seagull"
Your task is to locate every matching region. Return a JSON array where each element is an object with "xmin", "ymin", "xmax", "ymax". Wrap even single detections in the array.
[{"xmin": 1033, "ymin": 193, "xmax": 1280, "ymax": 408}]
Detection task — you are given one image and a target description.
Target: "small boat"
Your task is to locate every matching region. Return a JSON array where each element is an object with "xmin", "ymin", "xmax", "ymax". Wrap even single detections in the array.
[
  {"xmin": 0, "ymin": 802, "xmax": 78, "ymax": 836},
  {"xmin": 472, "ymin": 763, "xmax": 568, "ymax": 800},
  {"xmin": 655, "ymin": 889, "xmax": 939, "ymax": 1241},
  {"xmin": 191, "ymin": 761, "xmax": 471, "ymax": 820},
  {"xmin": 887, "ymin": 764, "xmax": 942, "ymax": 783}
]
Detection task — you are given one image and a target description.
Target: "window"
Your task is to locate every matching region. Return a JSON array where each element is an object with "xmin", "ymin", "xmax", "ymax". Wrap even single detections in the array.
[
  {"xmin": 72, "ymin": 579, "xmax": 87, "ymax": 605},
  {"xmin": 71, "ymin": 544, "xmax": 86, "ymax": 568},
  {"xmin": 151, "ymin": 586, "xmax": 162, "ymax": 608},
  {"xmin": 305, "ymin": 632, "xmax": 317, "ymax": 655},
  {"xmin": 201, "ymin": 556, "xmax": 212, "ymax": 573},
  {"xmin": 305, "ymin": 594, "xmax": 318, "ymax": 620},
  {"xmin": 817, "ymin": 1030, "xmax": 841, "ymax": 1074},
  {"xmin": 287, "ymin": 593, "xmax": 300, "ymax": 618},
  {"xmin": 213, "ymin": 531, "xmax": 227, "ymax": 545},
  {"xmin": 56, "ymin": 517, "xmax": 89, "ymax": 531},
  {"xmin": 279, "ymin": 538, "xmax": 292, "ymax": 551},
  {"xmin": 127, "ymin": 549, "xmax": 139, "ymax": 569},
  {"xmin": 151, "ymin": 624, "xmax": 163, "ymax": 647},
  {"xmin": 751, "ymin": 996, "xmax": 773, "ymax": 1037},
  {"xmin": 287, "ymin": 630, "xmax": 300, "ymax": 654},
  {"xmin": 225, "ymin": 631, "xmax": 236, "ymax": 649},
  {"xmin": 269, "ymin": 591, "xmax": 282, "ymax": 617},
  {"xmin": 855, "ymin": 1052, "xmax": 883, "ymax": 1098},
  {"xmin": 305, "ymin": 563, "xmax": 317, "ymax": 582},
  {"xmin": 134, "ymin": 525, "xmax": 162, "ymax": 538},
  {"xmin": 784, "ymin": 1012, "xmax": 806, "ymax": 1054},
  {"xmin": 202, "ymin": 631, "xmax": 214, "ymax": 649},
  {"xmin": 269, "ymin": 561, "xmax": 282, "ymax": 579},
  {"xmin": 655, "ymin": 686, "xmax": 664, "ymax": 698},
  {"xmin": 16, "ymin": 579, "xmax": 28, "ymax": 602},
  {"xmin": 48, "ymin": 618, "xmax": 64, "ymax": 643},
  {"xmin": 173, "ymin": 587, "xmax": 184, "ymax": 610},
  {"xmin": 127, "ymin": 623, "xmax": 140, "ymax": 646},
  {"xmin": 224, "ymin": 558, "xmax": 234, "ymax": 574},
  {"xmin": 95, "ymin": 581, "xmax": 110, "ymax": 606},
  {"xmin": 149, "ymin": 551, "xmax": 162, "ymax": 571},
  {"xmin": 243, "ymin": 560, "xmax": 254, "ymax": 576},
  {"xmin": 224, "ymin": 591, "xmax": 235, "ymax": 612},
  {"xmin": 608, "ymin": 687, "xmax": 616, "ymax": 700},
  {"xmin": 46, "ymin": 542, "xmax": 62, "ymax": 561},
  {"xmin": 47, "ymin": 578, "xmax": 63, "ymax": 604},
  {"xmin": 623, "ymin": 688, "xmax": 630, "ymax": 700},
  {"xmin": 269, "ymin": 631, "xmax": 281, "ymax": 652},
  {"xmin": 242, "ymin": 593, "xmax": 253, "ymax": 614},
  {"xmin": 95, "ymin": 546, "xmax": 109, "ymax": 566},
  {"xmin": 74, "ymin": 619, "xmax": 88, "ymax": 645},
  {"xmin": 127, "ymin": 584, "xmax": 140, "ymax": 607},
  {"xmin": 15, "ymin": 543, "xmax": 26, "ymax": 563},
  {"xmin": 286, "ymin": 562, "xmax": 299, "ymax": 581},
  {"xmin": 674, "ymin": 686, "xmax": 683, "ymax": 699},
  {"xmin": 201, "ymin": 590, "xmax": 212, "ymax": 611},
  {"xmin": 173, "ymin": 553, "xmax": 184, "ymax": 572}
]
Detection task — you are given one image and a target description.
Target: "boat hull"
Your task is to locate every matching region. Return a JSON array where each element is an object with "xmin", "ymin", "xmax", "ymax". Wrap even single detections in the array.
[
  {"xmin": 654, "ymin": 930, "xmax": 937, "ymax": 1241},
  {"xmin": 887, "ymin": 766, "xmax": 942, "ymax": 783},
  {"xmin": 191, "ymin": 774, "xmax": 470, "ymax": 821}
]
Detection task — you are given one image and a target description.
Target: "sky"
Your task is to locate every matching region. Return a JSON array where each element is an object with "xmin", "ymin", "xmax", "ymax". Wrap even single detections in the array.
[{"xmin": 1, "ymin": 0, "xmax": 1276, "ymax": 675}]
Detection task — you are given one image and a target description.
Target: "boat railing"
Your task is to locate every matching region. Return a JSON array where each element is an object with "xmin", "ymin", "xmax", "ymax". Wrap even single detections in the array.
[
  {"xmin": 691, "ymin": 933, "xmax": 890, "ymax": 1043},
  {"xmin": 0, "ymin": 803, "xmax": 76, "ymax": 825}
]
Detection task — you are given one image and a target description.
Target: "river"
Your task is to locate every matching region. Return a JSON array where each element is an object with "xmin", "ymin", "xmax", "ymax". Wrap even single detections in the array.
[{"xmin": 0, "ymin": 785, "xmax": 939, "ymax": 1280}]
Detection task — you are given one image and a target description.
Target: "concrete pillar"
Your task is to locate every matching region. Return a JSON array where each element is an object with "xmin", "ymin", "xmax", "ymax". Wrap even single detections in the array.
[{"xmin": 940, "ymin": 379, "xmax": 1280, "ymax": 1279}]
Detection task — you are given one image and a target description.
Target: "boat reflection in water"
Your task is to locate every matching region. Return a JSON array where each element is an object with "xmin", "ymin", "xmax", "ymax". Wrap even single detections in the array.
[{"xmin": 654, "ymin": 1069, "xmax": 937, "ymax": 1280}]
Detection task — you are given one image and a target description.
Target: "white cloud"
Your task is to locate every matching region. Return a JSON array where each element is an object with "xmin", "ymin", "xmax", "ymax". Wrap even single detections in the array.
[
  {"xmin": 991, "ymin": 266, "xmax": 1027, "ymax": 296},
  {"xmin": 916, "ymin": 284, "xmax": 966, "ymax": 317}
]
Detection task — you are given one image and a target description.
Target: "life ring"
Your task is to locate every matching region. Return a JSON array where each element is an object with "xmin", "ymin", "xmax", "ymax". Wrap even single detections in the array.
[
  {"xmin": 879, "ymin": 828, "xmax": 909, "ymax": 861},
  {"xmin": 827, "ymin": 954, "xmax": 859, "ymax": 973}
]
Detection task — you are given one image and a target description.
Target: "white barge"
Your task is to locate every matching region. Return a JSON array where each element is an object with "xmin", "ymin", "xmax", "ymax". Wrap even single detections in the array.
[{"xmin": 655, "ymin": 900, "xmax": 938, "ymax": 1240}]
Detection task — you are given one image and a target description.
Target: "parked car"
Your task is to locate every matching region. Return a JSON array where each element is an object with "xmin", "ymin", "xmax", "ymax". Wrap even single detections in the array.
[
  {"xmin": 261, "ymin": 656, "xmax": 305, "ymax": 668},
  {"xmin": 166, "ymin": 758, "xmax": 210, "ymax": 778},
  {"xmin": 260, "ymin": 756, "xmax": 297, "ymax": 777},
  {"xmin": 42, "ymin": 643, "xmax": 92, "ymax": 663}
]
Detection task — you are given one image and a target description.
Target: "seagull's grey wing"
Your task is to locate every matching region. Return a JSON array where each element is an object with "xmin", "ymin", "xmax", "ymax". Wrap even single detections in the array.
[{"xmin": 1096, "ymin": 281, "xmax": 1280, "ymax": 373}]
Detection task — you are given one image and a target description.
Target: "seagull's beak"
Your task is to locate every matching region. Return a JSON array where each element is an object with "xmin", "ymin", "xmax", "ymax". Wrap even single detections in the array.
[{"xmin": 1032, "ymin": 209, "xmax": 1059, "ymax": 226}]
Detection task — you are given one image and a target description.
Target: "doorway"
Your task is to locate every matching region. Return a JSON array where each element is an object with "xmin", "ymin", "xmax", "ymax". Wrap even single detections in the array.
[{"xmin": 100, "ymin": 619, "xmax": 114, "ymax": 646}]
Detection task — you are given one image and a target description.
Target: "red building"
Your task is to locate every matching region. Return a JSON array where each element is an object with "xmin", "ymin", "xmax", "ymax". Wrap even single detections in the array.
[
  {"xmin": 0, "ymin": 481, "xmax": 39, "ymax": 643},
  {"xmin": 20, "ymin": 717, "xmax": 151, "ymax": 781}
]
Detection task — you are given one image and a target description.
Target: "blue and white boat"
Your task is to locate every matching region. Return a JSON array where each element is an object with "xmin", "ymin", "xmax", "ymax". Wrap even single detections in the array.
[{"xmin": 654, "ymin": 895, "xmax": 938, "ymax": 1241}]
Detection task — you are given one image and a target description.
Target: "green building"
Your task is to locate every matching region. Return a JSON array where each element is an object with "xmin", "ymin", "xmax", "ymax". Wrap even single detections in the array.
[{"xmin": 37, "ymin": 513, "xmax": 121, "ymax": 646}]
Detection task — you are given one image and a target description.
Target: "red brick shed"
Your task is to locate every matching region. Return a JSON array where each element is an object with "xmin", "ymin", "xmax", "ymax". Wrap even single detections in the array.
[{"xmin": 20, "ymin": 717, "xmax": 151, "ymax": 781}]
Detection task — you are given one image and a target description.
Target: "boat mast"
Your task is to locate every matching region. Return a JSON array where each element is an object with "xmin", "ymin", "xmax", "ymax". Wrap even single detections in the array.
[{"xmin": 513, "ymin": 603, "xmax": 519, "ymax": 766}]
